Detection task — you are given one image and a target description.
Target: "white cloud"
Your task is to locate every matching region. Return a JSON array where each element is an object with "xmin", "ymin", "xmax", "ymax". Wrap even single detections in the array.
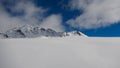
[
  {"xmin": 40, "ymin": 14, "xmax": 64, "ymax": 32},
  {"xmin": 12, "ymin": 1, "xmax": 46, "ymax": 24},
  {"xmin": 0, "ymin": 6, "xmax": 24, "ymax": 32},
  {"xmin": 0, "ymin": 1, "xmax": 65, "ymax": 33},
  {"xmin": 0, "ymin": 1, "xmax": 46, "ymax": 32},
  {"xmin": 67, "ymin": 0, "xmax": 120, "ymax": 29}
]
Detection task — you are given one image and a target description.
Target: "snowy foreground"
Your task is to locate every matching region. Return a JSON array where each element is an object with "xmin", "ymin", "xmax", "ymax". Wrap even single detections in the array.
[{"xmin": 0, "ymin": 36, "xmax": 120, "ymax": 68}]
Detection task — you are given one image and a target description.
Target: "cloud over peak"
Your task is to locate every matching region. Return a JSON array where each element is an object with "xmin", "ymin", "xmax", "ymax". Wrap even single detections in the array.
[
  {"xmin": 0, "ymin": 0, "xmax": 64, "ymax": 32},
  {"xmin": 40, "ymin": 14, "xmax": 64, "ymax": 32},
  {"xmin": 67, "ymin": 0, "xmax": 120, "ymax": 29}
]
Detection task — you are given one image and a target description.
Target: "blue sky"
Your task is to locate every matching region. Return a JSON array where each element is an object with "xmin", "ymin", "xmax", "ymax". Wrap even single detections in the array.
[{"xmin": 0, "ymin": 0, "xmax": 120, "ymax": 37}]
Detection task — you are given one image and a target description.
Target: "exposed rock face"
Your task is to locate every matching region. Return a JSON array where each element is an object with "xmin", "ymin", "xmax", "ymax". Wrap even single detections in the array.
[
  {"xmin": 0, "ymin": 25, "xmax": 87, "ymax": 38},
  {"xmin": 0, "ymin": 33, "xmax": 8, "ymax": 38},
  {"xmin": 63, "ymin": 31, "xmax": 87, "ymax": 37}
]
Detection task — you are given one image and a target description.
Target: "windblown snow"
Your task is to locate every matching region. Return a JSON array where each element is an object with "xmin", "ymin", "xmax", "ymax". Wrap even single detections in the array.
[{"xmin": 0, "ymin": 37, "xmax": 120, "ymax": 68}]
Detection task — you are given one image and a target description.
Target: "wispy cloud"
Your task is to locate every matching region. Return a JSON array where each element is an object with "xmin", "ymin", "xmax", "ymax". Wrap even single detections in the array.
[
  {"xmin": 67, "ymin": 0, "xmax": 120, "ymax": 29},
  {"xmin": 0, "ymin": 0, "xmax": 45, "ymax": 32},
  {"xmin": 0, "ymin": 0, "xmax": 64, "ymax": 32},
  {"xmin": 40, "ymin": 14, "xmax": 65, "ymax": 32}
]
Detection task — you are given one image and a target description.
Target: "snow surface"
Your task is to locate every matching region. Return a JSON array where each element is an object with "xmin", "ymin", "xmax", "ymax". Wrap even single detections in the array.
[{"xmin": 0, "ymin": 37, "xmax": 120, "ymax": 68}]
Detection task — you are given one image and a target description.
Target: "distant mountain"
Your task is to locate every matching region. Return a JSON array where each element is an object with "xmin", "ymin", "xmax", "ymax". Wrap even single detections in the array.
[{"xmin": 0, "ymin": 25, "xmax": 87, "ymax": 38}]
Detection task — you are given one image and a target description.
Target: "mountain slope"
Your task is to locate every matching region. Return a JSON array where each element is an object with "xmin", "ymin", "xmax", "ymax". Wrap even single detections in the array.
[{"xmin": 0, "ymin": 25, "xmax": 87, "ymax": 38}]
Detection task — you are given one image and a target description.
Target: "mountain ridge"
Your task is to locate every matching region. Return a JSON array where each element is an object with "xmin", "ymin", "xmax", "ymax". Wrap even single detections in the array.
[{"xmin": 0, "ymin": 25, "xmax": 87, "ymax": 38}]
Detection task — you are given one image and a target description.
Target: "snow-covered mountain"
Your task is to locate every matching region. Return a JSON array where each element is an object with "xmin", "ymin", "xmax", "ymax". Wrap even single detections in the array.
[
  {"xmin": 0, "ymin": 25, "xmax": 120, "ymax": 68},
  {"xmin": 0, "ymin": 33, "xmax": 8, "ymax": 38},
  {"xmin": 0, "ymin": 25, "xmax": 87, "ymax": 38}
]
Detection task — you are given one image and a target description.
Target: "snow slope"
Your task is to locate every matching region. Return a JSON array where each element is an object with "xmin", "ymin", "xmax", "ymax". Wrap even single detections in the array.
[
  {"xmin": 0, "ymin": 37, "xmax": 120, "ymax": 68},
  {"xmin": 0, "ymin": 25, "xmax": 87, "ymax": 38}
]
